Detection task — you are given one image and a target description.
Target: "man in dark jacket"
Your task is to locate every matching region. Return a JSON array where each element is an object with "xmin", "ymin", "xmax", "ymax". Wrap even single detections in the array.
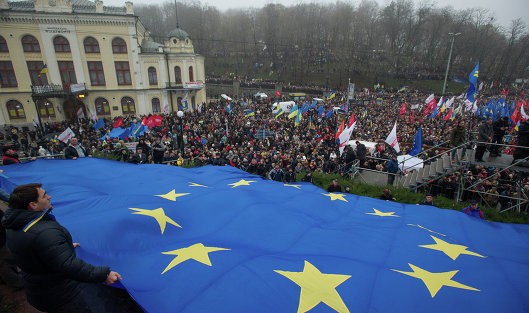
[
  {"xmin": 64, "ymin": 137, "xmax": 90, "ymax": 160},
  {"xmin": 284, "ymin": 166, "xmax": 296, "ymax": 183},
  {"xmin": 1, "ymin": 183, "xmax": 121, "ymax": 312},
  {"xmin": 386, "ymin": 155, "xmax": 398, "ymax": 185},
  {"xmin": 450, "ymin": 120, "xmax": 467, "ymax": 161},
  {"xmin": 475, "ymin": 118, "xmax": 493, "ymax": 162},
  {"xmin": 326, "ymin": 179, "xmax": 342, "ymax": 192},
  {"xmin": 129, "ymin": 146, "xmax": 148, "ymax": 164},
  {"xmin": 268, "ymin": 164, "xmax": 284, "ymax": 182},
  {"xmin": 355, "ymin": 141, "xmax": 367, "ymax": 166},
  {"xmin": 491, "ymin": 117, "xmax": 509, "ymax": 156},
  {"xmin": 513, "ymin": 120, "xmax": 529, "ymax": 164}
]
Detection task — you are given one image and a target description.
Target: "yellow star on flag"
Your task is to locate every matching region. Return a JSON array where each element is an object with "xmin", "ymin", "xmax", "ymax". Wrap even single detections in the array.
[
  {"xmin": 366, "ymin": 208, "xmax": 399, "ymax": 217},
  {"xmin": 189, "ymin": 182, "xmax": 208, "ymax": 187},
  {"xmin": 228, "ymin": 179, "xmax": 256, "ymax": 188},
  {"xmin": 155, "ymin": 190, "xmax": 190, "ymax": 201},
  {"xmin": 284, "ymin": 184, "xmax": 301, "ymax": 189},
  {"xmin": 391, "ymin": 263, "xmax": 479, "ymax": 297},
  {"xmin": 322, "ymin": 193, "xmax": 348, "ymax": 202},
  {"xmin": 161, "ymin": 243, "xmax": 230, "ymax": 274},
  {"xmin": 275, "ymin": 261, "xmax": 351, "ymax": 313},
  {"xmin": 419, "ymin": 236, "xmax": 486, "ymax": 260},
  {"xmin": 129, "ymin": 208, "xmax": 181, "ymax": 234}
]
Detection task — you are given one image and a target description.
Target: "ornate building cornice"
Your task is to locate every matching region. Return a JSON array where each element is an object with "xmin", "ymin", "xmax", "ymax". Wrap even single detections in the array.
[{"xmin": 0, "ymin": 12, "xmax": 136, "ymax": 27}]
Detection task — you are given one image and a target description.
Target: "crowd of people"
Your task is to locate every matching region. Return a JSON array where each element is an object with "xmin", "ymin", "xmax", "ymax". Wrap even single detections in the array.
[{"xmin": 1, "ymin": 88, "xmax": 528, "ymax": 212}]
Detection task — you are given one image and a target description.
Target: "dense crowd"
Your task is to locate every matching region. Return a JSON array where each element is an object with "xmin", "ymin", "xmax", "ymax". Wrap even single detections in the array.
[{"xmin": 1, "ymin": 88, "xmax": 528, "ymax": 211}]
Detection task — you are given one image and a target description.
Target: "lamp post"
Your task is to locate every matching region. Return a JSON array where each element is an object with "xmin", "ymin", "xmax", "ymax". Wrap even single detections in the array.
[
  {"xmin": 442, "ymin": 32, "xmax": 461, "ymax": 95},
  {"xmin": 177, "ymin": 110, "xmax": 184, "ymax": 154}
]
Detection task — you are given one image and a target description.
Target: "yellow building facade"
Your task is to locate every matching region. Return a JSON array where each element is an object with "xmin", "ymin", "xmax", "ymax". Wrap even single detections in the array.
[{"xmin": 0, "ymin": 0, "xmax": 206, "ymax": 127}]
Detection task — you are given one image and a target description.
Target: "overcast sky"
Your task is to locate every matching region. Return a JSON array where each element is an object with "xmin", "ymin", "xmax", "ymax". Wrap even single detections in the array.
[{"xmin": 104, "ymin": 0, "xmax": 528, "ymax": 29}]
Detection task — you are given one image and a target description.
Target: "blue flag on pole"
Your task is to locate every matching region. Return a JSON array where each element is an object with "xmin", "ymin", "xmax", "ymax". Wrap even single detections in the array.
[
  {"xmin": 409, "ymin": 127, "xmax": 423, "ymax": 156},
  {"xmin": 2, "ymin": 159, "xmax": 529, "ymax": 313},
  {"xmin": 466, "ymin": 63, "xmax": 479, "ymax": 102}
]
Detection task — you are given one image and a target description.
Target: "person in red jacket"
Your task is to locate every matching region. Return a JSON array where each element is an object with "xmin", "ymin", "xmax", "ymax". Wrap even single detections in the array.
[{"xmin": 461, "ymin": 200, "xmax": 485, "ymax": 220}]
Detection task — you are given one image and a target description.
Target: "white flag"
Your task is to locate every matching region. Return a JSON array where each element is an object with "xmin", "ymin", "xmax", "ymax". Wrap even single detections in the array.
[
  {"xmin": 163, "ymin": 101, "xmax": 170, "ymax": 114},
  {"xmin": 198, "ymin": 102, "xmax": 203, "ymax": 113},
  {"xmin": 445, "ymin": 97, "xmax": 455, "ymax": 109},
  {"xmin": 33, "ymin": 118, "xmax": 38, "ymax": 127},
  {"xmin": 411, "ymin": 104, "xmax": 419, "ymax": 110},
  {"xmin": 457, "ymin": 93, "xmax": 465, "ymax": 100},
  {"xmin": 77, "ymin": 108, "xmax": 85, "ymax": 119},
  {"xmin": 58, "ymin": 127, "xmax": 76, "ymax": 143},
  {"xmin": 338, "ymin": 122, "xmax": 356, "ymax": 156},
  {"xmin": 472, "ymin": 101, "xmax": 478, "ymax": 113},
  {"xmin": 385, "ymin": 122, "xmax": 400, "ymax": 153},
  {"xmin": 425, "ymin": 94, "xmax": 435, "ymax": 104},
  {"xmin": 478, "ymin": 82, "xmax": 484, "ymax": 91},
  {"xmin": 521, "ymin": 105, "xmax": 529, "ymax": 120}
]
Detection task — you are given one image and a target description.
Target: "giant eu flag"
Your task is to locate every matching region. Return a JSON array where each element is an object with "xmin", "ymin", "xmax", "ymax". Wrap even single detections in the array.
[{"xmin": 1, "ymin": 159, "xmax": 529, "ymax": 313}]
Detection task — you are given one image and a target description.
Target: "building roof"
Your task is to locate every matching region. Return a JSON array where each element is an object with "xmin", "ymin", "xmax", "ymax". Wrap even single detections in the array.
[
  {"xmin": 141, "ymin": 39, "xmax": 163, "ymax": 52},
  {"xmin": 167, "ymin": 28, "xmax": 190, "ymax": 40},
  {"xmin": 7, "ymin": 0, "xmax": 128, "ymax": 15}
]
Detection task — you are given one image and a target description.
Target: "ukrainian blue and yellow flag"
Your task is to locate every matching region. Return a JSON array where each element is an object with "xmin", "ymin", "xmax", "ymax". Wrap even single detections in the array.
[
  {"xmin": 245, "ymin": 110, "xmax": 255, "ymax": 117},
  {"xmin": 287, "ymin": 104, "xmax": 299, "ymax": 119},
  {"xmin": 398, "ymin": 86, "xmax": 406, "ymax": 93},
  {"xmin": 3, "ymin": 159, "xmax": 529, "ymax": 313},
  {"xmin": 39, "ymin": 64, "xmax": 48, "ymax": 75},
  {"xmin": 225, "ymin": 102, "xmax": 232, "ymax": 114},
  {"xmin": 275, "ymin": 108, "xmax": 284, "ymax": 119},
  {"xmin": 294, "ymin": 109, "xmax": 301, "ymax": 127},
  {"xmin": 362, "ymin": 107, "xmax": 368, "ymax": 118},
  {"xmin": 327, "ymin": 91, "xmax": 336, "ymax": 100}
]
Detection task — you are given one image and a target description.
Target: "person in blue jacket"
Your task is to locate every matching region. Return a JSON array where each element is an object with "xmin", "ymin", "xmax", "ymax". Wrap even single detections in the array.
[{"xmin": 461, "ymin": 199, "xmax": 485, "ymax": 219}]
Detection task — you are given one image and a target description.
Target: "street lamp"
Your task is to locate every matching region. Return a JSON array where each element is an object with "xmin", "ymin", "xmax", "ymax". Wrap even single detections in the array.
[
  {"xmin": 442, "ymin": 32, "xmax": 461, "ymax": 95},
  {"xmin": 177, "ymin": 110, "xmax": 184, "ymax": 154}
]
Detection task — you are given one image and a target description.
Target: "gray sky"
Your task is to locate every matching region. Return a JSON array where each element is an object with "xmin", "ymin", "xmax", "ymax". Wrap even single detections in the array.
[{"xmin": 105, "ymin": 0, "xmax": 528, "ymax": 29}]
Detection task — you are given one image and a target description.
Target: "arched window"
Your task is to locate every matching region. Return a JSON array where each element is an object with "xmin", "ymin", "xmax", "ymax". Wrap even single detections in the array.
[
  {"xmin": 6, "ymin": 100, "xmax": 25, "ymax": 119},
  {"xmin": 188, "ymin": 66, "xmax": 194, "ymax": 82},
  {"xmin": 148, "ymin": 67, "xmax": 157, "ymax": 85},
  {"xmin": 83, "ymin": 37, "xmax": 100, "ymax": 53},
  {"xmin": 22, "ymin": 35, "xmax": 40, "ymax": 52},
  {"xmin": 112, "ymin": 37, "xmax": 127, "ymax": 54},
  {"xmin": 121, "ymin": 97, "xmax": 135, "ymax": 114},
  {"xmin": 174, "ymin": 66, "xmax": 181, "ymax": 84},
  {"xmin": 38, "ymin": 100, "xmax": 55, "ymax": 118},
  {"xmin": 53, "ymin": 36, "xmax": 71, "ymax": 53},
  {"xmin": 95, "ymin": 97, "xmax": 110, "ymax": 115},
  {"xmin": 0, "ymin": 61, "xmax": 17, "ymax": 87},
  {"xmin": 0, "ymin": 36, "xmax": 8, "ymax": 53},
  {"xmin": 152, "ymin": 98, "xmax": 161, "ymax": 113}
]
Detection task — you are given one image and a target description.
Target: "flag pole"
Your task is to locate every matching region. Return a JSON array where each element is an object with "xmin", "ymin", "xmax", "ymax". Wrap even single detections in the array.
[{"xmin": 442, "ymin": 32, "xmax": 461, "ymax": 96}]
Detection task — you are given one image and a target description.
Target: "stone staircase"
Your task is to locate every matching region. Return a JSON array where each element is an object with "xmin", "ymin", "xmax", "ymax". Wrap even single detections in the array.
[{"xmin": 399, "ymin": 148, "xmax": 470, "ymax": 190}]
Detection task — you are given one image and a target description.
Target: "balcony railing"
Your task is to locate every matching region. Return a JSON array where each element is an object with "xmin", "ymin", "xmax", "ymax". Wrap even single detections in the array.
[
  {"xmin": 31, "ymin": 83, "xmax": 86, "ymax": 99},
  {"xmin": 165, "ymin": 82, "xmax": 183, "ymax": 89}
]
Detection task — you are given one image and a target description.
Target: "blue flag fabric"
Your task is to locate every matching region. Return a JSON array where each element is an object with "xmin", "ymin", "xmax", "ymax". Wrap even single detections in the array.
[
  {"xmin": 325, "ymin": 109, "xmax": 334, "ymax": 119},
  {"xmin": 318, "ymin": 106, "xmax": 324, "ymax": 117},
  {"xmin": 409, "ymin": 127, "xmax": 423, "ymax": 156},
  {"xmin": 2, "ymin": 159, "xmax": 529, "ymax": 313},
  {"xmin": 93, "ymin": 118, "xmax": 105, "ymax": 130},
  {"xmin": 466, "ymin": 63, "xmax": 479, "ymax": 102},
  {"xmin": 429, "ymin": 105, "xmax": 438, "ymax": 119},
  {"xmin": 108, "ymin": 127, "xmax": 125, "ymax": 139}
]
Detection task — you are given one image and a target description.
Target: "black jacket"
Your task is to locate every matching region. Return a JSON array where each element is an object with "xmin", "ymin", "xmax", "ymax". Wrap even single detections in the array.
[
  {"xmin": 64, "ymin": 145, "xmax": 87, "ymax": 159},
  {"xmin": 1, "ymin": 208, "xmax": 109, "ymax": 311}
]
